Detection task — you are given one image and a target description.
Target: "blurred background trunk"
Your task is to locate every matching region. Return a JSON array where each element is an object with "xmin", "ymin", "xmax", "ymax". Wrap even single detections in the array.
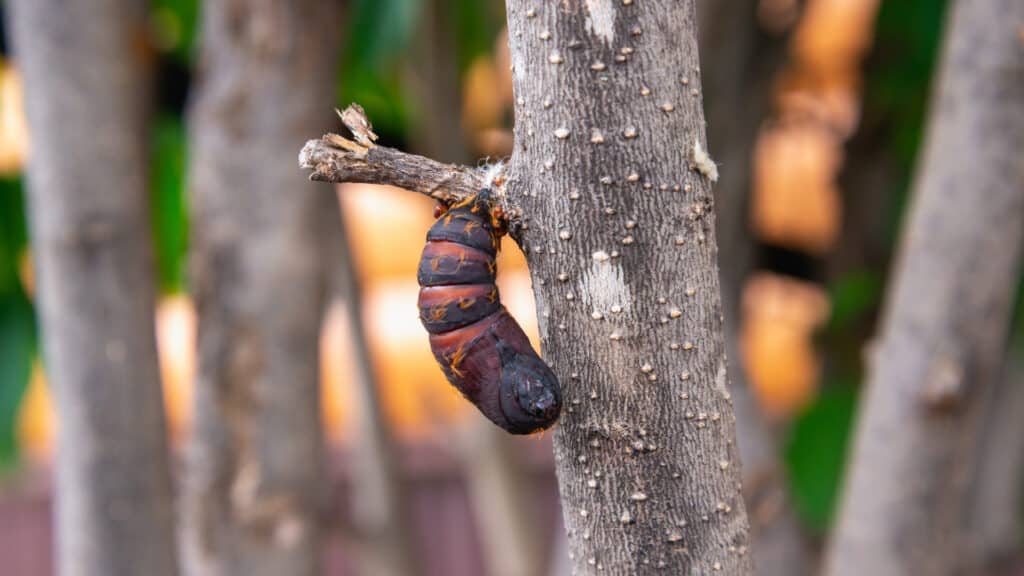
[
  {"xmin": 826, "ymin": 0, "xmax": 1024, "ymax": 573},
  {"xmin": 6, "ymin": 1, "xmax": 179, "ymax": 575},
  {"xmin": 182, "ymin": 1, "xmax": 342, "ymax": 574},
  {"xmin": 961, "ymin": 355, "xmax": 1024, "ymax": 574}
]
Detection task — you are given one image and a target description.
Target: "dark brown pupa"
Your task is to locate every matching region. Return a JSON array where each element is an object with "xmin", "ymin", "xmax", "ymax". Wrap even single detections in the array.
[{"xmin": 417, "ymin": 191, "xmax": 561, "ymax": 434}]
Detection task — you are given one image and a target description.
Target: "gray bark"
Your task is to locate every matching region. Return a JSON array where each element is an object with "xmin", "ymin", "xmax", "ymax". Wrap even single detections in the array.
[
  {"xmin": 505, "ymin": 1, "xmax": 751, "ymax": 573},
  {"xmin": 961, "ymin": 356, "xmax": 1024, "ymax": 574},
  {"xmin": 825, "ymin": 0, "xmax": 1024, "ymax": 574},
  {"xmin": 6, "ymin": 1, "xmax": 179, "ymax": 575},
  {"xmin": 182, "ymin": 1, "xmax": 342, "ymax": 575}
]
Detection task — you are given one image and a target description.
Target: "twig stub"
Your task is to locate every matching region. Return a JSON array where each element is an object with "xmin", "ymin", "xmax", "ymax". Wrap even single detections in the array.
[{"xmin": 299, "ymin": 103, "xmax": 498, "ymax": 206}]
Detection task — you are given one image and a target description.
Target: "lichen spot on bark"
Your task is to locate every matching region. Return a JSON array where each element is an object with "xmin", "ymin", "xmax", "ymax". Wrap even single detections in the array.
[
  {"xmin": 584, "ymin": 0, "xmax": 616, "ymax": 45},
  {"xmin": 580, "ymin": 253, "xmax": 631, "ymax": 319}
]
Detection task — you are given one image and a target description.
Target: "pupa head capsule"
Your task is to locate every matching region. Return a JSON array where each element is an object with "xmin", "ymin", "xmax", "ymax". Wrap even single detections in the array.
[{"xmin": 497, "ymin": 339, "xmax": 562, "ymax": 434}]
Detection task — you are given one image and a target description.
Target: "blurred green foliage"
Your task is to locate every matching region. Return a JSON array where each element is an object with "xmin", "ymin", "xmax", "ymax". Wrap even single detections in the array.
[
  {"xmin": 338, "ymin": 0, "xmax": 504, "ymax": 141},
  {"xmin": 785, "ymin": 382, "xmax": 859, "ymax": 533},
  {"xmin": 826, "ymin": 270, "xmax": 883, "ymax": 334},
  {"xmin": 151, "ymin": 115, "xmax": 189, "ymax": 294},
  {"xmin": 150, "ymin": 0, "xmax": 198, "ymax": 64},
  {"xmin": 339, "ymin": 0, "xmax": 421, "ymax": 140},
  {"xmin": 0, "ymin": 287, "xmax": 32, "ymax": 469},
  {"xmin": 0, "ymin": 176, "xmax": 33, "ymax": 469},
  {"xmin": 452, "ymin": 0, "xmax": 504, "ymax": 71}
]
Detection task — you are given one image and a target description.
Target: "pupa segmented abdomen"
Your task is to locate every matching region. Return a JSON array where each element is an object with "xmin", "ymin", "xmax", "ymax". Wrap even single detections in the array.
[{"xmin": 416, "ymin": 194, "xmax": 561, "ymax": 434}]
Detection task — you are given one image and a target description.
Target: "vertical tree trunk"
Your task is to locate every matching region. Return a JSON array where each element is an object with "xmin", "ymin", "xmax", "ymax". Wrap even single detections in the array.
[
  {"xmin": 182, "ymin": 1, "xmax": 342, "ymax": 575},
  {"xmin": 825, "ymin": 0, "xmax": 1024, "ymax": 574},
  {"xmin": 506, "ymin": 1, "xmax": 752, "ymax": 573},
  {"xmin": 6, "ymin": 1, "xmax": 179, "ymax": 575},
  {"xmin": 301, "ymin": 2, "xmax": 755, "ymax": 572},
  {"xmin": 961, "ymin": 357, "xmax": 1024, "ymax": 574}
]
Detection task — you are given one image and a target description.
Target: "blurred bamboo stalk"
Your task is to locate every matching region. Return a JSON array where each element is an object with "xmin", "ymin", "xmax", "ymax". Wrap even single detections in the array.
[
  {"xmin": 6, "ymin": 1, "xmax": 180, "ymax": 575},
  {"xmin": 322, "ymin": 193, "xmax": 418, "ymax": 576},
  {"xmin": 825, "ymin": 0, "xmax": 1024, "ymax": 573},
  {"xmin": 181, "ymin": 1, "xmax": 342, "ymax": 575}
]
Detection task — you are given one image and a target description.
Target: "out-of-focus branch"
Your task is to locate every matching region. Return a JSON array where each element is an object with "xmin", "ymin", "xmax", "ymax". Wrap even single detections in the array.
[{"xmin": 299, "ymin": 105, "xmax": 491, "ymax": 204}]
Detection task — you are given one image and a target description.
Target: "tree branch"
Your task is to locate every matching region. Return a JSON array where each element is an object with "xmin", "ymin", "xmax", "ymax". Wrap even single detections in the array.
[{"xmin": 299, "ymin": 104, "xmax": 492, "ymax": 204}]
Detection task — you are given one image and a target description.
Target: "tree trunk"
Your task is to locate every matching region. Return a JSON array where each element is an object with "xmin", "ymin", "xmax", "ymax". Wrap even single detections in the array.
[
  {"xmin": 301, "ymin": 1, "xmax": 754, "ymax": 572},
  {"xmin": 961, "ymin": 355, "xmax": 1024, "ymax": 574},
  {"xmin": 505, "ymin": 1, "xmax": 751, "ymax": 573},
  {"xmin": 825, "ymin": 0, "xmax": 1024, "ymax": 574},
  {"xmin": 182, "ymin": 1, "xmax": 342, "ymax": 575},
  {"xmin": 6, "ymin": 1, "xmax": 179, "ymax": 575}
]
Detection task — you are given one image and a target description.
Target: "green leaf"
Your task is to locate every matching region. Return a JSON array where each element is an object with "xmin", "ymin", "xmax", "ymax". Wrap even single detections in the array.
[
  {"xmin": 346, "ymin": 0, "xmax": 422, "ymax": 68},
  {"xmin": 864, "ymin": 0, "xmax": 951, "ymax": 245},
  {"xmin": 784, "ymin": 383, "xmax": 859, "ymax": 533},
  {"xmin": 0, "ymin": 175, "xmax": 32, "ymax": 469}
]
